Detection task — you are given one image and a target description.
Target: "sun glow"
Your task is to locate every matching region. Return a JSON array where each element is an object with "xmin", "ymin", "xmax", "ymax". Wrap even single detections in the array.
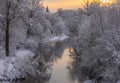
[
  {"xmin": 103, "ymin": 0, "xmax": 109, "ymax": 3},
  {"xmin": 44, "ymin": 0, "xmax": 116, "ymax": 11},
  {"xmin": 102, "ymin": 0, "xmax": 116, "ymax": 4}
]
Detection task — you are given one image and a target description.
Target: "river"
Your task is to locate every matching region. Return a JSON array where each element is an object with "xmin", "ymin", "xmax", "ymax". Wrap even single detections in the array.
[
  {"xmin": 9, "ymin": 44, "xmax": 81, "ymax": 83},
  {"xmin": 48, "ymin": 48, "xmax": 79, "ymax": 83}
]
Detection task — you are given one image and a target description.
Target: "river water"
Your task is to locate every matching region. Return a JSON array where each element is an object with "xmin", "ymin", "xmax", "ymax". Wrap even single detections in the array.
[{"xmin": 48, "ymin": 48, "xmax": 79, "ymax": 83}]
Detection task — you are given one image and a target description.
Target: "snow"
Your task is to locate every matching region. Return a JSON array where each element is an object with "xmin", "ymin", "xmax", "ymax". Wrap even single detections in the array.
[
  {"xmin": 15, "ymin": 50, "xmax": 34, "ymax": 59},
  {"xmin": 0, "ymin": 0, "xmax": 120, "ymax": 82},
  {"xmin": 0, "ymin": 50, "xmax": 35, "ymax": 80},
  {"xmin": 83, "ymin": 80, "xmax": 95, "ymax": 83},
  {"xmin": 112, "ymin": 51, "xmax": 120, "ymax": 64},
  {"xmin": 117, "ymin": 80, "xmax": 120, "ymax": 83},
  {"xmin": 45, "ymin": 34, "xmax": 68, "ymax": 43},
  {"xmin": 0, "ymin": 14, "xmax": 5, "ymax": 18}
]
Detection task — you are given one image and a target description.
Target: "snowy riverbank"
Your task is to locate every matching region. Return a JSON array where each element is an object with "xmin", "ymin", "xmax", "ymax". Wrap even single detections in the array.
[
  {"xmin": 0, "ymin": 34, "xmax": 68, "ymax": 81},
  {"xmin": 44, "ymin": 34, "xmax": 69, "ymax": 43}
]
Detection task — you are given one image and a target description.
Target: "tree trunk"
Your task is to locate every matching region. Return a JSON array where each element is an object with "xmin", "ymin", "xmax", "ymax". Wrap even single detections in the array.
[
  {"xmin": 5, "ymin": 1, "xmax": 10, "ymax": 56},
  {"xmin": 5, "ymin": 20, "xmax": 9, "ymax": 56},
  {"xmin": 98, "ymin": 11, "xmax": 104, "ymax": 33}
]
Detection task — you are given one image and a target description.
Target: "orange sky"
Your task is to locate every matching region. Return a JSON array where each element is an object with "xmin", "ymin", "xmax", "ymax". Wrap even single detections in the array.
[
  {"xmin": 44, "ymin": 0, "xmax": 83, "ymax": 11},
  {"xmin": 43, "ymin": 0, "xmax": 116, "ymax": 11}
]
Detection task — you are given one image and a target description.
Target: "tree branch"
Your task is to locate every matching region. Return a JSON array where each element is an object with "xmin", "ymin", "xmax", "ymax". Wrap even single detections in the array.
[{"xmin": 21, "ymin": 18, "xmax": 30, "ymax": 28}]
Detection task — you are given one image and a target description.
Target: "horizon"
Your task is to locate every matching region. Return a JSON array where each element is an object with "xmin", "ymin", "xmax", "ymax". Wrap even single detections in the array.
[
  {"xmin": 43, "ymin": 0, "xmax": 116, "ymax": 12},
  {"xmin": 44, "ymin": 0, "xmax": 83, "ymax": 11}
]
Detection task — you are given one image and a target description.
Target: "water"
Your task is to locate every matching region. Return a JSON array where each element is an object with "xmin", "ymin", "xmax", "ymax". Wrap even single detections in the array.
[{"xmin": 48, "ymin": 48, "xmax": 79, "ymax": 83}]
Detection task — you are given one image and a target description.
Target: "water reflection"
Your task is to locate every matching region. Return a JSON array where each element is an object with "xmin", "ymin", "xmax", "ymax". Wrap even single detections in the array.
[
  {"xmin": 48, "ymin": 48, "xmax": 79, "ymax": 83},
  {"xmin": 67, "ymin": 54, "xmax": 86, "ymax": 83}
]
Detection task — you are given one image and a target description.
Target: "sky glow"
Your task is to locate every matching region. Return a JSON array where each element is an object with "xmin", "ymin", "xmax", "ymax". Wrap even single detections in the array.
[{"xmin": 44, "ymin": 0, "xmax": 116, "ymax": 11}]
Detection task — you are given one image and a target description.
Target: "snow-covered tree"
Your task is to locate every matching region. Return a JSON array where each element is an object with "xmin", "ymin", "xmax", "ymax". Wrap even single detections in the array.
[
  {"xmin": 0, "ymin": 0, "xmax": 26, "ymax": 56},
  {"xmin": 0, "ymin": 0, "xmax": 43, "ymax": 56}
]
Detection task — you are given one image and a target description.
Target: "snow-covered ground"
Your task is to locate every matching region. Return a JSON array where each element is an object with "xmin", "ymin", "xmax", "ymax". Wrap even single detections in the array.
[
  {"xmin": 0, "ymin": 50, "xmax": 37, "ymax": 81},
  {"xmin": 83, "ymin": 80, "xmax": 95, "ymax": 83},
  {"xmin": 44, "ymin": 34, "xmax": 69, "ymax": 43}
]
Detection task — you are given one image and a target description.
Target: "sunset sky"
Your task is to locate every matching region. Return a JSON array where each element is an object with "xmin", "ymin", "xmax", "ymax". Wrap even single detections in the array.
[
  {"xmin": 44, "ymin": 0, "xmax": 83, "ymax": 11},
  {"xmin": 43, "ymin": 0, "xmax": 116, "ymax": 11}
]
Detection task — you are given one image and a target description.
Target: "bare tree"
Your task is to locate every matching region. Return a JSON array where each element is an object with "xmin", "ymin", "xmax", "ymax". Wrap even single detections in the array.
[{"xmin": 82, "ymin": 0, "xmax": 91, "ymax": 15}]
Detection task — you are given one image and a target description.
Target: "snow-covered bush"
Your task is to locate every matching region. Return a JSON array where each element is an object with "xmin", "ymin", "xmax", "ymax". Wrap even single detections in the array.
[
  {"xmin": 0, "ymin": 50, "xmax": 35, "ymax": 80},
  {"xmin": 0, "ymin": 49, "xmax": 52, "ymax": 81}
]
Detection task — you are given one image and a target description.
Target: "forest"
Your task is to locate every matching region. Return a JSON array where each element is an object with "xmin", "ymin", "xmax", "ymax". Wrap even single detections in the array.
[{"xmin": 0, "ymin": 0, "xmax": 120, "ymax": 83}]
